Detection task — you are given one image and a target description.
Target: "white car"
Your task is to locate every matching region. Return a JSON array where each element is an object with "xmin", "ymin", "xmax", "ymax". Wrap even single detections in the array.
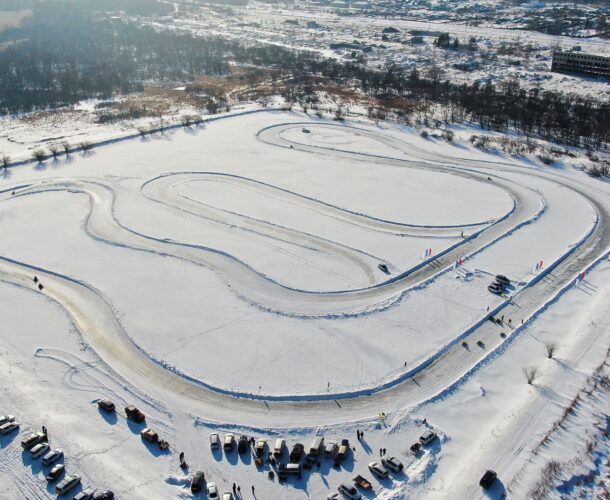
[
  {"xmin": 222, "ymin": 493, "xmax": 234, "ymax": 500},
  {"xmin": 368, "ymin": 461, "xmax": 389, "ymax": 479},
  {"xmin": 210, "ymin": 432, "xmax": 220, "ymax": 449},
  {"xmin": 0, "ymin": 421, "xmax": 19, "ymax": 435},
  {"xmin": 207, "ymin": 481, "xmax": 219, "ymax": 499},
  {"xmin": 381, "ymin": 455, "xmax": 404, "ymax": 473},
  {"xmin": 0, "ymin": 415, "xmax": 15, "ymax": 426},
  {"xmin": 30, "ymin": 442, "xmax": 50, "ymax": 458},
  {"xmin": 223, "ymin": 433, "xmax": 234, "ymax": 451},
  {"xmin": 420, "ymin": 430, "xmax": 437, "ymax": 445},
  {"xmin": 42, "ymin": 448, "xmax": 64, "ymax": 466},
  {"xmin": 338, "ymin": 483, "xmax": 361, "ymax": 499},
  {"xmin": 324, "ymin": 440, "xmax": 338, "ymax": 457},
  {"xmin": 73, "ymin": 488, "xmax": 95, "ymax": 500},
  {"xmin": 56, "ymin": 474, "xmax": 81, "ymax": 495}
]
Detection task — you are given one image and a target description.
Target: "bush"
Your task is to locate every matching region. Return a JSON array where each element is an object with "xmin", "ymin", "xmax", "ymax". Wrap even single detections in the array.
[
  {"xmin": 420, "ymin": 130, "xmax": 429, "ymax": 139},
  {"xmin": 524, "ymin": 367, "xmax": 538, "ymax": 385},
  {"xmin": 538, "ymin": 155, "xmax": 554, "ymax": 166},
  {"xmin": 443, "ymin": 130, "xmax": 454, "ymax": 142}
]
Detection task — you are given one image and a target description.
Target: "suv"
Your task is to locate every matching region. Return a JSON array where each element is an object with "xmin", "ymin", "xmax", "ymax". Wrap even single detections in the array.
[
  {"xmin": 324, "ymin": 440, "xmax": 338, "ymax": 458},
  {"xmin": 97, "ymin": 399, "xmax": 115, "ymax": 412},
  {"xmin": 238, "ymin": 435, "xmax": 249, "ymax": 454},
  {"xmin": 223, "ymin": 433, "xmax": 235, "ymax": 451},
  {"xmin": 210, "ymin": 433, "xmax": 220, "ymax": 450},
  {"xmin": 289, "ymin": 443, "xmax": 304, "ymax": 463},
  {"xmin": 191, "ymin": 470, "xmax": 205, "ymax": 493},
  {"xmin": 479, "ymin": 470, "xmax": 497, "ymax": 489},
  {"xmin": 336, "ymin": 439, "xmax": 350, "ymax": 461},
  {"xmin": 125, "ymin": 405, "xmax": 145, "ymax": 423},
  {"xmin": 420, "ymin": 430, "xmax": 437, "ymax": 446},
  {"xmin": 381, "ymin": 456, "xmax": 404, "ymax": 473},
  {"xmin": 255, "ymin": 438, "xmax": 267, "ymax": 458},
  {"xmin": 21, "ymin": 431, "xmax": 48, "ymax": 450},
  {"xmin": 368, "ymin": 461, "xmax": 389, "ymax": 479},
  {"xmin": 338, "ymin": 483, "xmax": 361, "ymax": 499}
]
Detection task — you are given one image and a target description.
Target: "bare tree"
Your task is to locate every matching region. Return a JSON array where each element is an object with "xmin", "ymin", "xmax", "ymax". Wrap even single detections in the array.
[
  {"xmin": 1, "ymin": 154, "xmax": 9, "ymax": 170},
  {"xmin": 48, "ymin": 145, "xmax": 59, "ymax": 158},
  {"xmin": 545, "ymin": 342, "xmax": 558, "ymax": 359},
  {"xmin": 32, "ymin": 149, "xmax": 45, "ymax": 162},
  {"xmin": 79, "ymin": 141, "xmax": 92, "ymax": 152},
  {"xmin": 524, "ymin": 367, "xmax": 538, "ymax": 385},
  {"xmin": 61, "ymin": 141, "xmax": 71, "ymax": 155}
]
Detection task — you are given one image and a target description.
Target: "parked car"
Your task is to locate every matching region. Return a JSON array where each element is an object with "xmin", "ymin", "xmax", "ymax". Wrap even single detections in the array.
[
  {"xmin": 56, "ymin": 474, "xmax": 81, "ymax": 496},
  {"xmin": 207, "ymin": 481, "xmax": 219, "ymax": 499},
  {"xmin": 327, "ymin": 493, "xmax": 341, "ymax": 500},
  {"xmin": 46, "ymin": 463, "xmax": 65, "ymax": 482},
  {"xmin": 97, "ymin": 399, "xmax": 115, "ymax": 412},
  {"xmin": 222, "ymin": 493, "xmax": 234, "ymax": 500},
  {"xmin": 302, "ymin": 127, "xmax": 310, "ymax": 133},
  {"xmin": 368, "ymin": 461, "xmax": 389, "ymax": 479},
  {"xmin": 125, "ymin": 404, "xmax": 145, "ymax": 423},
  {"xmin": 488, "ymin": 284, "xmax": 504, "ymax": 295},
  {"xmin": 237, "ymin": 435, "xmax": 248, "ymax": 453},
  {"xmin": 0, "ymin": 415, "xmax": 15, "ymax": 426},
  {"xmin": 273, "ymin": 438, "xmax": 285, "ymax": 457},
  {"xmin": 420, "ymin": 430, "xmax": 437, "ymax": 446},
  {"xmin": 309, "ymin": 436, "xmax": 324, "ymax": 457},
  {"xmin": 210, "ymin": 432, "xmax": 220, "ymax": 450},
  {"xmin": 21, "ymin": 431, "xmax": 47, "ymax": 450},
  {"xmin": 278, "ymin": 463, "xmax": 302, "ymax": 479},
  {"xmin": 289, "ymin": 443, "xmax": 304, "ymax": 463},
  {"xmin": 223, "ymin": 433, "xmax": 235, "ymax": 451},
  {"xmin": 30, "ymin": 442, "xmax": 50, "ymax": 459},
  {"xmin": 42, "ymin": 448, "xmax": 64, "ymax": 466},
  {"xmin": 94, "ymin": 490, "xmax": 115, "ymax": 499},
  {"xmin": 0, "ymin": 421, "xmax": 19, "ymax": 435},
  {"xmin": 255, "ymin": 438, "xmax": 267, "ymax": 458},
  {"xmin": 353, "ymin": 474, "xmax": 372, "ymax": 490},
  {"xmin": 73, "ymin": 488, "xmax": 95, "ymax": 500},
  {"xmin": 140, "ymin": 428, "xmax": 159, "ymax": 443},
  {"xmin": 410, "ymin": 442, "xmax": 421, "ymax": 454},
  {"xmin": 337, "ymin": 439, "xmax": 350, "ymax": 461},
  {"xmin": 381, "ymin": 456, "xmax": 404, "ymax": 473},
  {"xmin": 324, "ymin": 440, "xmax": 338, "ymax": 458},
  {"xmin": 479, "ymin": 470, "xmax": 498, "ymax": 489},
  {"xmin": 191, "ymin": 470, "xmax": 205, "ymax": 493},
  {"xmin": 338, "ymin": 482, "xmax": 361, "ymax": 499},
  {"xmin": 303, "ymin": 453, "xmax": 317, "ymax": 470}
]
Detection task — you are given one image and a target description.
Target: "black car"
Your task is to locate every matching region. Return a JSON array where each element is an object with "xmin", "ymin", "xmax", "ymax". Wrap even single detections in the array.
[
  {"xmin": 495, "ymin": 275, "xmax": 510, "ymax": 286},
  {"xmin": 191, "ymin": 471, "xmax": 205, "ymax": 493},
  {"xmin": 289, "ymin": 443, "xmax": 304, "ymax": 463},
  {"xmin": 488, "ymin": 284, "xmax": 503, "ymax": 295},
  {"xmin": 238, "ymin": 435, "xmax": 249, "ymax": 454},
  {"xmin": 479, "ymin": 470, "xmax": 497, "ymax": 489},
  {"xmin": 94, "ymin": 491, "xmax": 114, "ymax": 500},
  {"xmin": 97, "ymin": 399, "xmax": 115, "ymax": 412}
]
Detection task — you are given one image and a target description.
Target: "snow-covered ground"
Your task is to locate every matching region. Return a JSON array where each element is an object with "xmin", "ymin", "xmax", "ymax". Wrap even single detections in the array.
[{"xmin": 0, "ymin": 110, "xmax": 608, "ymax": 499}]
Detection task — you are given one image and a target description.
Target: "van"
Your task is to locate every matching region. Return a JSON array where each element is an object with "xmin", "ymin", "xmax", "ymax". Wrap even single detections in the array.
[
  {"xmin": 273, "ymin": 438, "xmax": 285, "ymax": 457},
  {"xmin": 309, "ymin": 436, "xmax": 324, "ymax": 457}
]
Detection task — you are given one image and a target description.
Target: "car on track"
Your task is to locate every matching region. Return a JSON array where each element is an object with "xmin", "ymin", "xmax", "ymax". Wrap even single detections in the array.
[
  {"xmin": 0, "ymin": 421, "xmax": 19, "ymax": 435},
  {"xmin": 336, "ymin": 439, "xmax": 350, "ymax": 461},
  {"xmin": 378, "ymin": 263, "xmax": 390, "ymax": 274},
  {"xmin": 338, "ymin": 482, "xmax": 361, "ymax": 499},
  {"xmin": 46, "ymin": 463, "xmax": 65, "ymax": 482},
  {"xmin": 420, "ymin": 430, "xmax": 437, "ymax": 446},
  {"xmin": 324, "ymin": 440, "xmax": 338, "ymax": 458},
  {"xmin": 210, "ymin": 432, "xmax": 220, "ymax": 449},
  {"xmin": 42, "ymin": 448, "xmax": 64, "ymax": 466},
  {"xmin": 480, "ymin": 469, "xmax": 498, "ymax": 489},
  {"xmin": 238, "ymin": 434, "xmax": 249, "ymax": 453},
  {"xmin": 381, "ymin": 455, "xmax": 404, "ymax": 473},
  {"xmin": 73, "ymin": 488, "xmax": 95, "ymax": 500},
  {"xmin": 30, "ymin": 442, "xmax": 50, "ymax": 458},
  {"xmin": 222, "ymin": 493, "xmax": 234, "ymax": 500},
  {"xmin": 191, "ymin": 471, "xmax": 205, "ymax": 493},
  {"xmin": 368, "ymin": 461, "xmax": 389, "ymax": 479},
  {"xmin": 0, "ymin": 415, "xmax": 15, "ymax": 426},
  {"xmin": 273, "ymin": 438, "xmax": 285, "ymax": 457},
  {"xmin": 495, "ymin": 275, "xmax": 511, "ymax": 286},
  {"xmin": 488, "ymin": 284, "xmax": 504, "ymax": 295},
  {"xmin": 21, "ymin": 431, "xmax": 47, "ymax": 450},
  {"xmin": 56, "ymin": 474, "xmax": 81, "ymax": 495},
  {"xmin": 94, "ymin": 490, "xmax": 114, "ymax": 499},
  {"xmin": 289, "ymin": 443, "xmax": 304, "ymax": 463},
  {"xmin": 223, "ymin": 433, "xmax": 235, "ymax": 451},
  {"xmin": 207, "ymin": 481, "xmax": 219, "ymax": 499},
  {"xmin": 97, "ymin": 399, "xmax": 115, "ymax": 412}
]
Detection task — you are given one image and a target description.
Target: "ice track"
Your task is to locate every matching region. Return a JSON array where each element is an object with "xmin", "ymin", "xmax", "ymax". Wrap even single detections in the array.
[{"xmin": 0, "ymin": 119, "xmax": 608, "ymax": 426}]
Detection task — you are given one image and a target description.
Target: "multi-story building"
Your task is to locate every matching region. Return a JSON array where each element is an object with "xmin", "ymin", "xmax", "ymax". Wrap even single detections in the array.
[{"xmin": 551, "ymin": 49, "xmax": 610, "ymax": 78}]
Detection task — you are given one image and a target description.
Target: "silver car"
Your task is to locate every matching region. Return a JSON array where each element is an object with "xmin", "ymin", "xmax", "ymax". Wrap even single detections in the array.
[{"xmin": 368, "ymin": 461, "xmax": 389, "ymax": 479}]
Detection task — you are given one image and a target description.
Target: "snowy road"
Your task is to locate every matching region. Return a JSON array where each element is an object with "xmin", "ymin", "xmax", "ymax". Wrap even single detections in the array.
[{"xmin": 0, "ymin": 119, "xmax": 608, "ymax": 429}]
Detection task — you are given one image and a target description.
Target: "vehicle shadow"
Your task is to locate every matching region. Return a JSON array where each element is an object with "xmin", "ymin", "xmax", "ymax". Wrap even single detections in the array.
[
  {"xmin": 141, "ymin": 438, "xmax": 171, "ymax": 457},
  {"xmin": 127, "ymin": 418, "xmax": 146, "ymax": 434},
  {"xmin": 239, "ymin": 450, "xmax": 252, "ymax": 465},
  {"xmin": 21, "ymin": 450, "xmax": 43, "ymax": 475},
  {"xmin": 483, "ymin": 478, "xmax": 507, "ymax": 499},
  {"xmin": 212, "ymin": 447, "xmax": 223, "ymax": 462},
  {"xmin": 97, "ymin": 407, "xmax": 117, "ymax": 425},
  {"xmin": 225, "ymin": 448, "xmax": 238, "ymax": 466},
  {"xmin": 0, "ymin": 431, "xmax": 18, "ymax": 448}
]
